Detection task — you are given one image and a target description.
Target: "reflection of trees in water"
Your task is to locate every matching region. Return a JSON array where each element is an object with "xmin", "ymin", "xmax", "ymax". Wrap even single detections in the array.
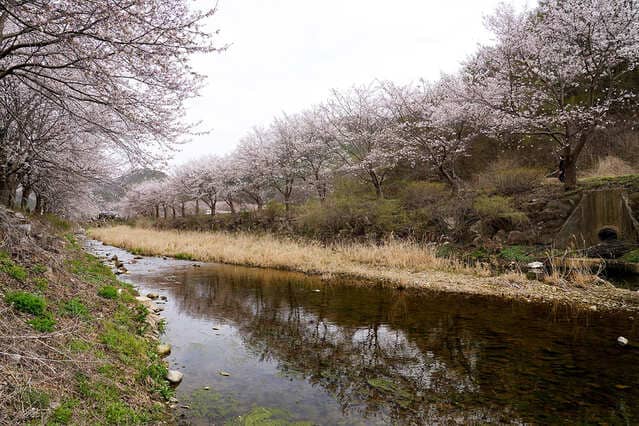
[{"xmin": 160, "ymin": 265, "xmax": 638, "ymax": 424}]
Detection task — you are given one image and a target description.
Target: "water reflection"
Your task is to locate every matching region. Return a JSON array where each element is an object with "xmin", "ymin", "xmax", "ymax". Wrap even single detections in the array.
[{"xmin": 118, "ymin": 261, "xmax": 639, "ymax": 425}]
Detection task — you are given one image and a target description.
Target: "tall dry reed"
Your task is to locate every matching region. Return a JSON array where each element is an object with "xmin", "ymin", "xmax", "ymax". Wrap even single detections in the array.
[{"xmin": 88, "ymin": 226, "xmax": 487, "ymax": 278}]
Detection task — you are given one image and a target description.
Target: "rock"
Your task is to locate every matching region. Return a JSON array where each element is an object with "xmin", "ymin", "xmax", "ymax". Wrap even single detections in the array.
[
  {"xmin": 493, "ymin": 229, "xmax": 507, "ymax": 243},
  {"xmin": 115, "ymin": 261, "xmax": 124, "ymax": 268},
  {"xmin": 157, "ymin": 343, "xmax": 171, "ymax": 357},
  {"xmin": 203, "ymin": 386, "xmax": 210, "ymax": 390},
  {"xmin": 160, "ymin": 295, "xmax": 167, "ymax": 301},
  {"xmin": 193, "ymin": 264, "xmax": 201, "ymax": 268},
  {"xmin": 219, "ymin": 371, "xmax": 230, "ymax": 377},
  {"xmin": 166, "ymin": 370, "xmax": 183, "ymax": 384},
  {"xmin": 527, "ymin": 261, "xmax": 545, "ymax": 269},
  {"xmin": 110, "ymin": 255, "xmax": 118, "ymax": 262},
  {"xmin": 507, "ymin": 230, "xmax": 532, "ymax": 245},
  {"xmin": 134, "ymin": 256, "xmax": 143, "ymax": 260},
  {"xmin": 212, "ymin": 326, "xmax": 220, "ymax": 330},
  {"xmin": 147, "ymin": 293, "xmax": 159, "ymax": 299},
  {"xmin": 617, "ymin": 336, "xmax": 629, "ymax": 346},
  {"xmin": 312, "ymin": 289, "xmax": 321, "ymax": 293}
]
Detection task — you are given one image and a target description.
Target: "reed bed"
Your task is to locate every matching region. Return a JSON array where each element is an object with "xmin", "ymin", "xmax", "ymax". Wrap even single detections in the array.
[
  {"xmin": 87, "ymin": 226, "xmax": 639, "ymax": 311},
  {"xmin": 88, "ymin": 226, "xmax": 484, "ymax": 277}
]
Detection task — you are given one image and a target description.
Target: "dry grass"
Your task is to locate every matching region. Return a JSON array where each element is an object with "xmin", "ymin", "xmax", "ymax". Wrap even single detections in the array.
[
  {"xmin": 88, "ymin": 226, "xmax": 486, "ymax": 277},
  {"xmin": 582, "ymin": 155, "xmax": 637, "ymax": 178}
]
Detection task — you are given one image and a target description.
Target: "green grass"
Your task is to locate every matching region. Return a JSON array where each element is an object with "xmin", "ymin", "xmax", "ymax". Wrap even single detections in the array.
[
  {"xmin": 62, "ymin": 298, "xmax": 90, "ymax": 319},
  {"xmin": 30, "ymin": 264, "xmax": 48, "ymax": 275},
  {"xmin": 34, "ymin": 277, "xmax": 49, "ymax": 292},
  {"xmin": 21, "ymin": 388, "xmax": 50, "ymax": 409},
  {"xmin": 0, "ymin": 251, "xmax": 28, "ymax": 281},
  {"xmin": 68, "ymin": 253, "xmax": 119, "ymax": 286},
  {"xmin": 579, "ymin": 174, "xmax": 639, "ymax": 191},
  {"xmin": 6, "ymin": 291, "xmax": 47, "ymax": 316},
  {"xmin": 622, "ymin": 249, "xmax": 639, "ymax": 263},
  {"xmin": 28, "ymin": 314, "xmax": 56, "ymax": 332},
  {"xmin": 174, "ymin": 252, "xmax": 195, "ymax": 260},
  {"xmin": 50, "ymin": 400, "xmax": 77, "ymax": 425},
  {"xmin": 43, "ymin": 214, "xmax": 71, "ymax": 232},
  {"xmin": 98, "ymin": 285, "xmax": 119, "ymax": 300},
  {"xmin": 500, "ymin": 246, "xmax": 534, "ymax": 263}
]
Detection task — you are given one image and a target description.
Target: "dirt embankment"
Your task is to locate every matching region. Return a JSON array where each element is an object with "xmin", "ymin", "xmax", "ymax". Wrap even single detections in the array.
[
  {"xmin": 0, "ymin": 209, "xmax": 173, "ymax": 425},
  {"xmin": 88, "ymin": 225, "xmax": 639, "ymax": 313}
]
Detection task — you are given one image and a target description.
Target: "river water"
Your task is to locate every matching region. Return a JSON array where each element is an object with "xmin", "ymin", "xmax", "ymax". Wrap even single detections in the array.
[{"xmin": 85, "ymin": 240, "xmax": 639, "ymax": 425}]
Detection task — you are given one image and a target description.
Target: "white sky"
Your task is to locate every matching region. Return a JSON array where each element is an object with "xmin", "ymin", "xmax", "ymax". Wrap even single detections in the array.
[{"xmin": 175, "ymin": 0, "xmax": 532, "ymax": 165}]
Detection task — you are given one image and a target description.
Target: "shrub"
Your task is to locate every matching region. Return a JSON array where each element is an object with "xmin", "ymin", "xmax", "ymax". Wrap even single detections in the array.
[
  {"xmin": 63, "ymin": 298, "xmax": 90, "ymax": 318},
  {"xmin": 0, "ymin": 251, "xmax": 28, "ymax": 281},
  {"xmin": 500, "ymin": 246, "xmax": 534, "ymax": 263},
  {"xmin": 295, "ymin": 195, "xmax": 411, "ymax": 241},
  {"xmin": 475, "ymin": 160, "xmax": 544, "ymax": 194},
  {"xmin": 98, "ymin": 286, "xmax": 119, "ymax": 299},
  {"xmin": 5, "ymin": 291, "xmax": 47, "ymax": 316},
  {"xmin": 399, "ymin": 181, "xmax": 450, "ymax": 210},
  {"xmin": 28, "ymin": 315, "xmax": 56, "ymax": 332}
]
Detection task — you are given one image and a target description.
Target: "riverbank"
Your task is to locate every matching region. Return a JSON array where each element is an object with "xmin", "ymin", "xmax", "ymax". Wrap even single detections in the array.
[
  {"xmin": 88, "ymin": 225, "xmax": 639, "ymax": 312},
  {"xmin": 0, "ymin": 210, "xmax": 172, "ymax": 424}
]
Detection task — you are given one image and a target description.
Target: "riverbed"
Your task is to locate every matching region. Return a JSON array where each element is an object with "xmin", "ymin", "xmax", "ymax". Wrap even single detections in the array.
[{"xmin": 86, "ymin": 240, "xmax": 639, "ymax": 425}]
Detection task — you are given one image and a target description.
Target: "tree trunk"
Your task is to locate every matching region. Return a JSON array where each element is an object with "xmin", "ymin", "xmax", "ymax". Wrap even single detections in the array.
[
  {"xmin": 195, "ymin": 199, "xmax": 200, "ymax": 215},
  {"xmin": 439, "ymin": 166, "xmax": 460, "ymax": 194},
  {"xmin": 162, "ymin": 206, "xmax": 167, "ymax": 218},
  {"xmin": 20, "ymin": 186, "xmax": 31, "ymax": 210},
  {"xmin": 0, "ymin": 174, "xmax": 17, "ymax": 207},
  {"xmin": 181, "ymin": 202, "xmax": 185, "ymax": 217},
  {"xmin": 563, "ymin": 155, "xmax": 578, "ymax": 190},
  {"xmin": 171, "ymin": 206, "xmax": 176, "ymax": 218},
  {"xmin": 35, "ymin": 193, "xmax": 42, "ymax": 215},
  {"xmin": 155, "ymin": 205, "xmax": 159, "ymax": 218},
  {"xmin": 369, "ymin": 170, "xmax": 383, "ymax": 199}
]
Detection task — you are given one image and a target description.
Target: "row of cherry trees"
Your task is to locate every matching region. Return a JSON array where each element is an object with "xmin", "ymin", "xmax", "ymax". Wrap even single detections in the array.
[
  {"xmin": 0, "ymin": 0, "xmax": 218, "ymax": 217},
  {"xmin": 124, "ymin": 0, "xmax": 639, "ymax": 220},
  {"xmin": 125, "ymin": 0, "xmax": 639, "ymax": 220}
]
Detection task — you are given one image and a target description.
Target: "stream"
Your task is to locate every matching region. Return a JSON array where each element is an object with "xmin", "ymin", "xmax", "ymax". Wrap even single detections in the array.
[{"xmin": 85, "ymin": 240, "xmax": 639, "ymax": 425}]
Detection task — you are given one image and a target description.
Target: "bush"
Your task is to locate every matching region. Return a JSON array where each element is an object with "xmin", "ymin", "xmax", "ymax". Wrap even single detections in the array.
[
  {"xmin": 98, "ymin": 286, "xmax": 119, "ymax": 299},
  {"xmin": 295, "ymin": 195, "xmax": 411, "ymax": 241},
  {"xmin": 5, "ymin": 291, "xmax": 47, "ymax": 316},
  {"xmin": 475, "ymin": 160, "xmax": 544, "ymax": 194}
]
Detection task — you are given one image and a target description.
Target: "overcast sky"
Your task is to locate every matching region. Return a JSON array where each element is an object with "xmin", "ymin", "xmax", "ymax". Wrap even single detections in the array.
[{"xmin": 174, "ymin": 0, "xmax": 532, "ymax": 165}]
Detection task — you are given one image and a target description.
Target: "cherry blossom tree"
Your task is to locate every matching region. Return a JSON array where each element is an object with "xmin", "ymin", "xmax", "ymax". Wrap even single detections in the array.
[
  {"xmin": 323, "ymin": 84, "xmax": 400, "ymax": 199},
  {"xmin": 383, "ymin": 78, "xmax": 483, "ymax": 193},
  {"xmin": 461, "ymin": 0, "xmax": 639, "ymax": 189},
  {"xmin": 292, "ymin": 108, "xmax": 340, "ymax": 202}
]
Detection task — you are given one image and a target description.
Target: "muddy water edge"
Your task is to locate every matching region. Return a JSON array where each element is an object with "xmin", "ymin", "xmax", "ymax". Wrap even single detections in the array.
[{"xmin": 84, "ymin": 239, "xmax": 639, "ymax": 425}]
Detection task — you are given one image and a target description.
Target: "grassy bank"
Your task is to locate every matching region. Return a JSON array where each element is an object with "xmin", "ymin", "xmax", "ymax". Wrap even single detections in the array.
[
  {"xmin": 0, "ymin": 212, "xmax": 171, "ymax": 424},
  {"xmin": 89, "ymin": 225, "xmax": 639, "ymax": 312}
]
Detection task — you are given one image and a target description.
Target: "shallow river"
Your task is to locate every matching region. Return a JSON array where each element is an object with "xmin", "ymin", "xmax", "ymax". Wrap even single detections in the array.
[{"xmin": 85, "ymin": 240, "xmax": 639, "ymax": 425}]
